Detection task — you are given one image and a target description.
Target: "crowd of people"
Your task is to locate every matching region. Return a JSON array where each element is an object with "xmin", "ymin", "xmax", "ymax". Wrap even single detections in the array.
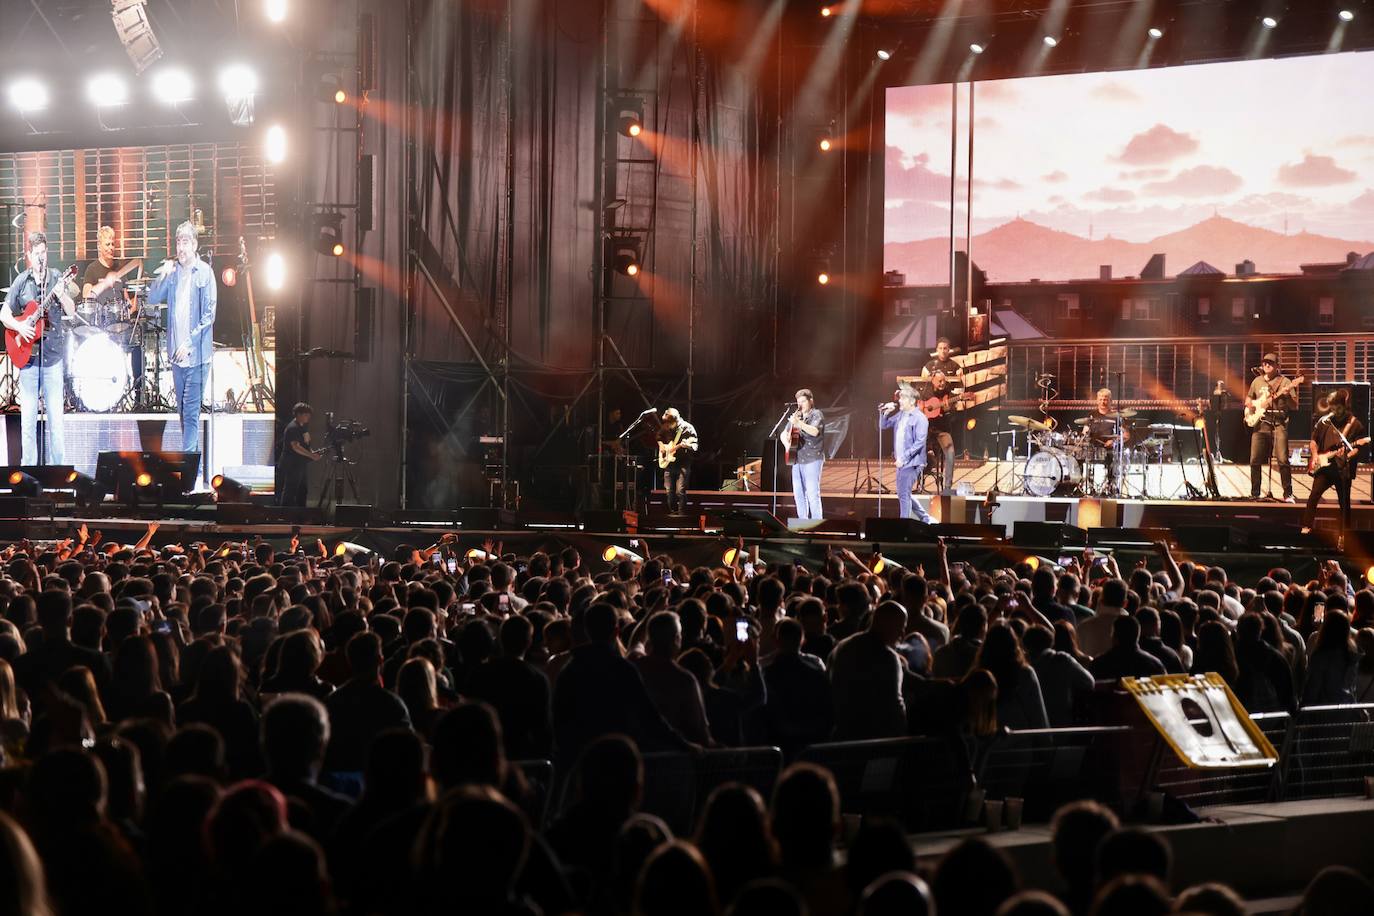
[{"xmin": 0, "ymin": 524, "xmax": 1371, "ymax": 916}]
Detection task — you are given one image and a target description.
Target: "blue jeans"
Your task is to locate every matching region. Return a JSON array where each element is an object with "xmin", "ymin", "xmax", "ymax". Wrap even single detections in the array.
[
  {"xmin": 792, "ymin": 459, "xmax": 824, "ymax": 519},
  {"xmin": 19, "ymin": 361, "xmax": 66, "ymax": 465},
  {"xmin": 896, "ymin": 465, "xmax": 932, "ymax": 522},
  {"xmin": 172, "ymin": 362, "xmax": 205, "ymax": 471}
]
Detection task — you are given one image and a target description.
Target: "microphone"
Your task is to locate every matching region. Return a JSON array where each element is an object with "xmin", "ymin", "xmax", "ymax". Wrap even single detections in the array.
[{"xmin": 1318, "ymin": 414, "xmax": 1332, "ymax": 426}]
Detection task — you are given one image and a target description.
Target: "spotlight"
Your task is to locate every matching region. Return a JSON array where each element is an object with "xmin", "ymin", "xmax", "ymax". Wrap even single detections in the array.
[
  {"xmin": 723, "ymin": 545, "xmax": 752, "ymax": 565},
  {"xmin": 1025, "ymin": 555, "xmax": 1041, "ymax": 571},
  {"xmin": 609, "ymin": 236, "xmax": 642, "ymax": 277},
  {"xmin": 820, "ymin": 5, "xmax": 832, "ymax": 17},
  {"xmin": 221, "ymin": 266, "xmax": 237, "ymax": 287},
  {"xmin": 818, "ymin": 136, "xmax": 833, "ymax": 152},
  {"xmin": 965, "ymin": 418, "xmax": 977, "ymax": 431},
  {"xmin": 66, "ymin": 471, "xmax": 102, "ymax": 507},
  {"xmin": 876, "ymin": 49, "xmax": 892, "ymax": 61},
  {"xmin": 211, "ymin": 474, "xmax": 252, "ymax": 502},
  {"xmin": 136, "ymin": 472, "xmax": 154, "ymax": 488},
  {"xmin": 1340, "ymin": 10, "xmax": 1354, "ymax": 22},
  {"xmin": 602, "ymin": 544, "xmax": 644, "ymax": 564},
  {"xmin": 87, "ymin": 73, "xmax": 130, "ymax": 108},
  {"xmin": 613, "ymin": 96, "xmax": 644, "ymax": 138},
  {"xmin": 872, "ymin": 555, "xmax": 905, "ymax": 575},
  {"xmin": 6, "ymin": 470, "xmax": 39, "ymax": 498},
  {"xmin": 265, "ymin": 124, "xmax": 287, "ymax": 163},
  {"xmin": 317, "ymin": 74, "xmax": 347, "ymax": 104},
  {"xmin": 817, "ymin": 272, "xmax": 830, "ymax": 285},
  {"xmin": 264, "ymin": 252, "xmax": 286, "ymax": 291},
  {"xmin": 1148, "ymin": 26, "xmax": 1164, "ymax": 38},
  {"xmin": 1262, "ymin": 16, "xmax": 1277, "ymax": 28},
  {"xmin": 219, "ymin": 63, "xmax": 257, "ymax": 126},
  {"xmin": 1366, "ymin": 565, "xmax": 1374, "ymax": 586},
  {"xmin": 218, "ymin": 64, "xmax": 258, "ymax": 99},
  {"xmin": 8, "ymin": 78, "xmax": 48, "ymax": 113},
  {"xmin": 1042, "ymin": 35, "xmax": 1059, "ymax": 47},
  {"xmin": 265, "ymin": 0, "xmax": 288, "ymax": 23},
  {"xmin": 313, "ymin": 211, "xmax": 346, "ymax": 257},
  {"xmin": 969, "ymin": 43, "xmax": 985, "ymax": 54},
  {"xmin": 151, "ymin": 67, "xmax": 194, "ymax": 104}
]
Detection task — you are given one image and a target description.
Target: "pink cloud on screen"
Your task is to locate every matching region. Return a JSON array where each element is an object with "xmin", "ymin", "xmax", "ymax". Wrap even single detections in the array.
[{"xmin": 884, "ymin": 51, "xmax": 1374, "ymax": 282}]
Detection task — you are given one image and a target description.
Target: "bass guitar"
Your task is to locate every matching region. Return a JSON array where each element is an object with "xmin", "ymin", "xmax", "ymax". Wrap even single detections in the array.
[
  {"xmin": 1310, "ymin": 436, "xmax": 1371, "ymax": 475},
  {"xmin": 1244, "ymin": 375, "xmax": 1304, "ymax": 428},
  {"xmin": 4, "ymin": 265, "xmax": 79, "ymax": 368}
]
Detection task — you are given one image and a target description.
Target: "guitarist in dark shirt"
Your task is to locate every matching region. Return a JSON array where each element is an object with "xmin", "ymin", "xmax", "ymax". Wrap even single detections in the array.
[
  {"xmin": 1, "ymin": 232, "xmax": 77, "ymax": 464},
  {"xmin": 1302, "ymin": 388, "xmax": 1367, "ymax": 537}
]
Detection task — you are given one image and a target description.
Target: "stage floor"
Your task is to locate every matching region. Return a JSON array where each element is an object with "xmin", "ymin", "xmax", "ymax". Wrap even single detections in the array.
[{"xmin": 803, "ymin": 457, "xmax": 1372, "ymax": 503}]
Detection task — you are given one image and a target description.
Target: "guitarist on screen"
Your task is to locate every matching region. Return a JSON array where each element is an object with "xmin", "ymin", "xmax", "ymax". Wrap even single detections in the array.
[
  {"xmin": 1302, "ymin": 388, "xmax": 1367, "ymax": 538},
  {"xmin": 1, "ymin": 231, "xmax": 77, "ymax": 465},
  {"xmin": 1245, "ymin": 353, "xmax": 1298, "ymax": 502}
]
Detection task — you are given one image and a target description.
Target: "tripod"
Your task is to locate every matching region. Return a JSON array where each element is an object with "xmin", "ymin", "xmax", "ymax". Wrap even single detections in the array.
[{"xmin": 315, "ymin": 448, "xmax": 361, "ymax": 509}]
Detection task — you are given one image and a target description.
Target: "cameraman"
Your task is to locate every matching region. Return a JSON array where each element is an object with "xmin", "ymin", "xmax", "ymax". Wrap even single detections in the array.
[{"xmin": 278, "ymin": 401, "xmax": 323, "ymax": 506}]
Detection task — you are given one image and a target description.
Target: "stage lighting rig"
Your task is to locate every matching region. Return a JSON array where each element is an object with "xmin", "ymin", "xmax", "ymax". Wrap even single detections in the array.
[
  {"xmin": 111, "ymin": 0, "xmax": 162, "ymax": 74},
  {"xmin": 219, "ymin": 64, "xmax": 258, "ymax": 126},
  {"xmin": 211, "ymin": 475, "xmax": 253, "ymax": 502},
  {"xmin": 314, "ymin": 211, "xmax": 346, "ymax": 257},
  {"xmin": 613, "ymin": 97, "xmax": 644, "ymax": 138},
  {"xmin": 609, "ymin": 236, "xmax": 642, "ymax": 277},
  {"xmin": 265, "ymin": 124, "xmax": 288, "ymax": 163},
  {"xmin": 7, "ymin": 78, "xmax": 47, "ymax": 114},
  {"xmin": 6, "ymin": 471, "xmax": 40, "ymax": 499}
]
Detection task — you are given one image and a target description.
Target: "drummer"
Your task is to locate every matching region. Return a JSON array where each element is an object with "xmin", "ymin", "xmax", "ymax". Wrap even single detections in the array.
[
  {"xmin": 1086, "ymin": 387, "xmax": 1130, "ymax": 446},
  {"xmin": 82, "ymin": 225, "xmax": 145, "ymax": 400}
]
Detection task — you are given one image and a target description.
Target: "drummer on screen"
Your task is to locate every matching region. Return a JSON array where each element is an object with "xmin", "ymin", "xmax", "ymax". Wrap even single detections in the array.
[
  {"xmin": 83, "ymin": 225, "xmax": 146, "ymax": 398},
  {"xmin": 1087, "ymin": 387, "xmax": 1130, "ymax": 446}
]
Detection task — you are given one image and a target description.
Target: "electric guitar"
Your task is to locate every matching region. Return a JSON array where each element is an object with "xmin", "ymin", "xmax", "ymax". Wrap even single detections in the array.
[
  {"xmin": 1310, "ymin": 436, "xmax": 1370, "ymax": 475},
  {"xmin": 1244, "ymin": 375, "xmax": 1304, "ymax": 428},
  {"xmin": 4, "ymin": 266, "xmax": 79, "ymax": 368}
]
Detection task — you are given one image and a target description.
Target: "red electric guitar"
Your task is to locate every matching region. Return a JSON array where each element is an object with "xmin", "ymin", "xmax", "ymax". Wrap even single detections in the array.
[{"xmin": 4, "ymin": 265, "xmax": 78, "ymax": 368}]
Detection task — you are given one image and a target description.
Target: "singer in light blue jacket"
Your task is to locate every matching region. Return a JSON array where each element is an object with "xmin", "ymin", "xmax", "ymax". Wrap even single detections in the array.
[
  {"xmin": 880, "ymin": 385, "xmax": 932, "ymax": 522},
  {"xmin": 147, "ymin": 220, "xmax": 217, "ymax": 475}
]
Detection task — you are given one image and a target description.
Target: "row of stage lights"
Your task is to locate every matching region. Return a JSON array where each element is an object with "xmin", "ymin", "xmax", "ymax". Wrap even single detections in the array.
[{"xmin": 819, "ymin": 6, "xmax": 1358, "ymax": 60}]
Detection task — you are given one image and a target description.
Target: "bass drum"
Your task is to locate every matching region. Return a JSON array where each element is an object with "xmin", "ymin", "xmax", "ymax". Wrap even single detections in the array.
[
  {"xmin": 1023, "ymin": 447, "xmax": 1082, "ymax": 497},
  {"xmin": 70, "ymin": 332, "xmax": 129, "ymax": 412}
]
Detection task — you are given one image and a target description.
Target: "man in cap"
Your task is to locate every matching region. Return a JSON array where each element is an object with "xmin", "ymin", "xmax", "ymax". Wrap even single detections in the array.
[{"xmin": 1245, "ymin": 352, "xmax": 1297, "ymax": 502}]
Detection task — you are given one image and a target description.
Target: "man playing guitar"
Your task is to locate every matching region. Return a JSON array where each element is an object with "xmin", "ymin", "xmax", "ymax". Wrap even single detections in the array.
[
  {"xmin": 921, "ymin": 370, "xmax": 960, "ymax": 494},
  {"xmin": 1, "ymin": 232, "xmax": 77, "ymax": 464},
  {"xmin": 1245, "ymin": 353, "xmax": 1298, "ymax": 502},
  {"xmin": 657, "ymin": 407, "xmax": 698, "ymax": 513},
  {"xmin": 1302, "ymin": 388, "xmax": 1367, "ymax": 538},
  {"xmin": 788, "ymin": 388, "xmax": 826, "ymax": 519}
]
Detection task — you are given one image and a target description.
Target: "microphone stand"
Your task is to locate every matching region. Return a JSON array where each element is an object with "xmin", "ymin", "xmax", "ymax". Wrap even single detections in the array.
[{"xmin": 767, "ymin": 405, "xmax": 793, "ymax": 518}]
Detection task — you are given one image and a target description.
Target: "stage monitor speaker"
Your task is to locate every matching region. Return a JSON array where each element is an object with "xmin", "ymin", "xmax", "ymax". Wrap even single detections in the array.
[
  {"xmin": 931, "ymin": 523, "xmax": 1002, "ymax": 544},
  {"xmin": 580, "ymin": 510, "xmax": 639, "ymax": 533},
  {"xmin": 1174, "ymin": 525, "xmax": 1246, "ymax": 553},
  {"xmin": 1012, "ymin": 521, "xmax": 1087, "ymax": 550},
  {"xmin": 334, "ymin": 504, "xmax": 375, "ymax": 528},
  {"xmin": 1077, "ymin": 498, "xmax": 1119, "ymax": 529},
  {"xmin": 1088, "ymin": 527, "xmax": 1169, "ymax": 549},
  {"xmin": 791, "ymin": 518, "xmax": 864, "ymax": 537},
  {"xmin": 458, "ymin": 507, "xmax": 519, "ymax": 530},
  {"xmin": 722, "ymin": 508, "xmax": 789, "ymax": 538},
  {"xmin": 864, "ymin": 517, "xmax": 939, "ymax": 543}
]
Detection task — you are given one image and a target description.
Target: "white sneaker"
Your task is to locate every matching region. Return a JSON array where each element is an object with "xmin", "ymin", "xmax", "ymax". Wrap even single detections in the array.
[{"xmin": 1284, "ymin": 495, "xmax": 1296, "ymax": 504}]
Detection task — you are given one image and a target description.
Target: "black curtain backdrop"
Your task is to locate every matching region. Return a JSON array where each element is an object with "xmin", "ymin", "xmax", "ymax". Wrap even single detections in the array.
[{"xmin": 299, "ymin": 0, "xmax": 871, "ymax": 509}]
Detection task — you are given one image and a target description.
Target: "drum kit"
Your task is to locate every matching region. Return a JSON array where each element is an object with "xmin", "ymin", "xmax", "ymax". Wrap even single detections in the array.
[
  {"xmin": 1002, "ymin": 410, "xmax": 1195, "ymax": 499},
  {"xmin": 19, "ymin": 272, "xmax": 174, "ymax": 413}
]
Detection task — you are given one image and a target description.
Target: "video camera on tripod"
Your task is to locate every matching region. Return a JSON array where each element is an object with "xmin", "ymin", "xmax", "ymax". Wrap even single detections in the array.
[{"xmin": 323, "ymin": 414, "xmax": 371, "ymax": 448}]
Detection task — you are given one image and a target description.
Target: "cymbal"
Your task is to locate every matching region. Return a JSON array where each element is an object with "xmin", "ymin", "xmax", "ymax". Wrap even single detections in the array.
[
  {"xmin": 1117, "ymin": 408, "xmax": 1138, "ymax": 418},
  {"xmin": 1008, "ymin": 415, "xmax": 1051, "ymax": 431}
]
